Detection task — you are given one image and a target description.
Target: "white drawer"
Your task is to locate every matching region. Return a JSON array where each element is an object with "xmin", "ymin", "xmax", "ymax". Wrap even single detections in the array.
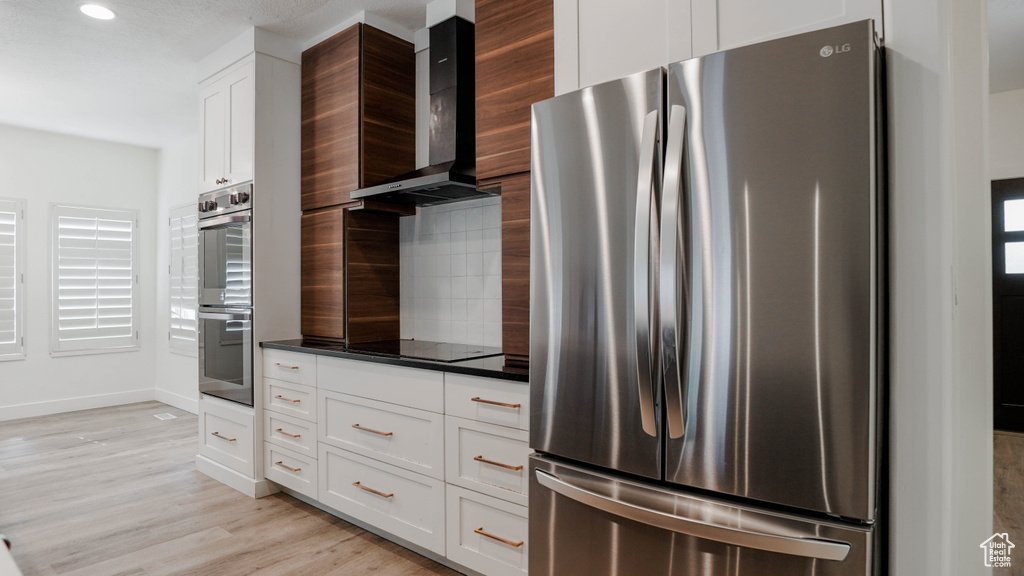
[
  {"xmin": 264, "ymin": 443, "xmax": 318, "ymax": 500},
  {"xmin": 264, "ymin": 410, "xmax": 317, "ymax": 457},
  {"xmin": 264, "ymin": 378, "xmax": 317, "ymax": 422},
  {"xmin": 446, "ymin": 484, "xmax": 528, "ymax": 576},
  {"xmin": 446, "ymin": 417, "xmax": 531, "ymax": 506},
  {"xmin": 318, "ymin": 444, "xmax": 445, "ymax": 555},
  {"xmin": 263, "ymin": 349, "xmax": 317, "ymax": 387},
  {"xmin": 445, "ymin": 373, "xmax": 529, "ymax": 431},
  {"xmin": 198, "ymin": 397, "xmax": 254, "ymax": 477},
  {"xmin": 318, "ymin": 356, "xmax": 444, "ymax": 413},
  {"xmin": 319, "ymin": 390, "xmax": 444, "ymax": 480}
]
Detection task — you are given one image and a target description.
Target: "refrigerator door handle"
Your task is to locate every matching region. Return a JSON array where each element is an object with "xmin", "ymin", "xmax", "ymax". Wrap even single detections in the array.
[
  {"xmin": 633, "ymin": 110, "xmax": 660, "ymax": 438},
  {"xmin": 660, "ymin": 105, "xmax": 687, "ymax": 439},
  {"xmin": 535, "ymin": 470, "xmax": 851, "ymax": 562}
]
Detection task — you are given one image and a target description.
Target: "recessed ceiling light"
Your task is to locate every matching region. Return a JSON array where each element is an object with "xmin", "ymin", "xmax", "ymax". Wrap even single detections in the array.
[{"xmin": 80, "ymin": 4, "xmax": 115, "ymax": 20}]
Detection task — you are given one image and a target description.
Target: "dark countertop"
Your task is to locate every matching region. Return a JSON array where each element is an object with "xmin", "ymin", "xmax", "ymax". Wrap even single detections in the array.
[{"xmin": 260, "ymin": 339, "xmax": 529, "ymax": 383}]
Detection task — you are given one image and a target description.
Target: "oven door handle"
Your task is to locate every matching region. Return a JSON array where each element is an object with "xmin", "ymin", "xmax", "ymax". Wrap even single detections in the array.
[
  {"xmin": 198, "ymin": 309, "xmax": 251, "ymax": 321},
  {"xmin": 199, "ymin": 213, "xmax": 251, "ymax": 230}
]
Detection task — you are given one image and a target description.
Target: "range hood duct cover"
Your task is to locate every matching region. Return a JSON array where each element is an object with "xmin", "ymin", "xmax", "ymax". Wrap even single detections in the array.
[{"xmin": 352, "ymin": 16, "xmax": 491, "ymax": 207}]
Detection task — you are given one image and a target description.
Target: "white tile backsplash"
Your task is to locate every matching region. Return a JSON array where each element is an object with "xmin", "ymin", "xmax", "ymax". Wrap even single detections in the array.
[{"xmin": 400, "ymin": 196, "xmax": 502, "ymax": 348}]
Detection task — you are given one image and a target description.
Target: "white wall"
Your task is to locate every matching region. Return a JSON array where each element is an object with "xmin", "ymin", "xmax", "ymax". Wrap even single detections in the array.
[
  {"xmin": 154, "ymin": 134, "xmax": 200, "ymax": 414},
  {"xmin": 990, "ymin": 88, "xmax": 1024, "ymax": 180},
  {"xmin": 885, "ymin": 0, "xmax": 992, "ymax": 574},
  {"xmin": 0, "ymin": 124, "xmax": 159, "ymax": 420}
]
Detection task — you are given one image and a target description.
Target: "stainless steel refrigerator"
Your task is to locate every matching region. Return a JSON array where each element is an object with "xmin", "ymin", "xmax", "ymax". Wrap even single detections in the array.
[{"xmin": 529, "ymin": 20, "xmax": 884, "ymax": 576}]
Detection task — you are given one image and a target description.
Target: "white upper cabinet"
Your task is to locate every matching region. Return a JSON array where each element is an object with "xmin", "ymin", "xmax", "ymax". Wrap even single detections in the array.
[
  {"xmin": 691, "ymin": 0, "xmax": 882, "ymax": 57},
  {"xmin": 555, "ymin": 0, "xmax": 881, "ymax": 93},
  {"xmin": 574, "ymin": 0, "xmax": 692, "ymax": 90},
  {"xmin": 199, "ymin": 58, "xmax": 254, "ymax": 192}
]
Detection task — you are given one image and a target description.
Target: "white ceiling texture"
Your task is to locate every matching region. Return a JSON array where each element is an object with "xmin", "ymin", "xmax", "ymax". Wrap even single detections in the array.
[
  {"xmin": 2, "ymin": 1, "xmax": 1022, "ymax": 149},
  {"xmin": 0, "ymin": 0, "xmax": 430, "ymax": 150}
]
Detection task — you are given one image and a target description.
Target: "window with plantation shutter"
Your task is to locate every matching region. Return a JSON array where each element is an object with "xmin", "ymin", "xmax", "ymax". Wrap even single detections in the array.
[
  {"xmin": 169, "ymin": 204, "xmax": 198, "ymax": 355},
  {"xmin": 0, "ymin": 198, "xmax": 25, "ymax": 360},
  {"xmin": 51, "ymin": 205, "xmax": 139, "ymax": 355}
]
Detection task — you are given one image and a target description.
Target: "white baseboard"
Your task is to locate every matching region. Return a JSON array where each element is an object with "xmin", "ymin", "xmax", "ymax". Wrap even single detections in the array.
[
  {"xmin": 154, "ymin": 389, "xmax": 199, "ymax": 414},
  {"xmin": 196, "ymin": 455, "xmax": 279, "ymax": 499},
  {"xmin": 0, "ymin": 389, "xmax": 156, "ymax": 422}
]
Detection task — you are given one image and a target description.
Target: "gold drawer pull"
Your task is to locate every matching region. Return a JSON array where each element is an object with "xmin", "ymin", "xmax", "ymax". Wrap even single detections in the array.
[
  {"xmin": 474, "ymin": 527, "xmax": 524, "ymax": 548},
  {"xmin": 471, "ymin": 397, "xmax": 521, "ymax": 409},
  {"xmin": 352, "ymin": 481, "xmax": 393, "ymax": 498},
  {"xmin": 211, "ymin": 432, "xmax": 236, "ymax": 442},
  {"xmin": 474, "ymin": 455, "xmax": 524, "ymax": 471},
  {"xmin": 274, "ymin": 395, "xmax": 301, "ymax": 403},
  {"xmin": 352, "ymin": 424, "xmax": 393, "ymax": 437},
  {"xmin": 275, "ymin": 428, "xmax": 301, "ymax": 439},
  {"xmin": 274, "ymin": 362, "xmax": 300, "ymax": 370},
  {"xmin": 275, "ymin": 461, "xmax": 301, "ymax": 473}
]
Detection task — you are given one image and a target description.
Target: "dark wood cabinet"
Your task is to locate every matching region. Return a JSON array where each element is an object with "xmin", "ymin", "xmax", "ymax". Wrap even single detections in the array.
[
  {"xmin": 301, "ymin": 205, "xmax": 401, "ymax": 343},
  {"xmin": 476, "ymin": 0, "xmax": 553, "ymax": 366},
  {"xmin": 300, "ymin": 23, "xmax": 413, "ymax": 342},
  {"xmin": 475, "ymin": 0, "xmax": 554, "ymax": 181},
  {"xmin": 301, "ymin": 24, "xmax": 416, "ymax": 211}
]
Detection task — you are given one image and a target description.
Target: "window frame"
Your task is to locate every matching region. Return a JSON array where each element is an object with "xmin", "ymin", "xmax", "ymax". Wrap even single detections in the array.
[
  {"xmin": 0, "ymin": 198, "xmax": 26, "ymax": 361},
  {"xmin": 169, "ymin": 203, "xmax": 198, "ymax": 357},
  {"xmin": 50, "ymin": 204, "xmax": 140, "ymax": 356}
]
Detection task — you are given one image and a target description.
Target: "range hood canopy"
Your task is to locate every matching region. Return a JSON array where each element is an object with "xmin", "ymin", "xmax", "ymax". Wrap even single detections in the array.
[{"xmin": 352, "ymin": 16, "xmax": 493, "ymax": 208}]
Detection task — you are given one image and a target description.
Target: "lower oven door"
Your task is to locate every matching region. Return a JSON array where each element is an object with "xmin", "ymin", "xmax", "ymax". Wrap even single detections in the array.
[{"xmin": 198, "ymin": 307, "xmax": 253, "ymax": 407}]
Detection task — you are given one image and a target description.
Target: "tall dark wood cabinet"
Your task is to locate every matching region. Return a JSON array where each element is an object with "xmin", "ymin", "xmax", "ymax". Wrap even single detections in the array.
[
  {"xmin": 476, "ymin": 0, "xmax": 554, "ymax": 365},
  {"xmin": 300, "ymin": 23, "xmax": 415, "ymax": 342}
]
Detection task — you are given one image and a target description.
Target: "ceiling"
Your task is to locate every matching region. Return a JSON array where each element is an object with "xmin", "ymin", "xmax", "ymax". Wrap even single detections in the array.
[
  {"xmin": 0, "ymin": 0, "xmax": 430, "ymax": 150},
  {"xmin": 3, "ymin": 1, "xmax": 1023, "ymax": 150}
]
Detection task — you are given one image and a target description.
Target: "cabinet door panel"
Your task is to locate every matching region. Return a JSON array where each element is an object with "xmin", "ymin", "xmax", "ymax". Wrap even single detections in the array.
[
  {"xmin": 692, "ymin": 0, "xmax": 882, "ymax": 57},
  {"xmin": 577, "ymin": 0, "xmax": 690, "ymax": 89},
  {"xmin": 226, "ymin": 62, "xmax": 254, "ymax": 186},
  {"xmin": 301, "ymin": 206, "xmax": 345, "ymax": 340},
  {"xmin": 199, "ymin": 86, "xmax": 226, "ymax": 192},
  {"xmin": 301, "ymin": 25, "xmax": 361, "ymax": 211}
]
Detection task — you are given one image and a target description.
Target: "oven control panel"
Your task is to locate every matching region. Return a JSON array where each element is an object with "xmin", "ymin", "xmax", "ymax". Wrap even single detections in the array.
[{"xmin": 198, "ymin": 182, "xmax": 252, "ymax": 219}]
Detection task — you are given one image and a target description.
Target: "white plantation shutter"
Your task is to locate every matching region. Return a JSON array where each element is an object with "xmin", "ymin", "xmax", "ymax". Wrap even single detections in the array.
[
  {"xmin": 0, "ymin": 198, "xmax": 25, "ymax": 359},
  {"xmin": 51, "ymin": 205, "xmax": 139, "ymax": 354},
  {"xmin": 169, "ymin": 204, "xmax": 198, "ymax": 355}
]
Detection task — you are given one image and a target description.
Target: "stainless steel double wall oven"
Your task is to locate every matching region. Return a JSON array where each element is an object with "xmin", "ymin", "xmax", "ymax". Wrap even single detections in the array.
[{"xmin": 198, "ymin": 183, "xmax": 254, "ymax": 406}]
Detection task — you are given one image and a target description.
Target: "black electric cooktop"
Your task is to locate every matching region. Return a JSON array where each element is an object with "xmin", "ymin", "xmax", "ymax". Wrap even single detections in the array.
[{"xmin": 340, "ymin": 339, "xmax": 503, "ymax": 363}]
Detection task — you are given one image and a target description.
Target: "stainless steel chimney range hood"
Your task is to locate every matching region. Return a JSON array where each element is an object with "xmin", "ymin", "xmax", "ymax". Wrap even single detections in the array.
[{"xmin": 352, "ymin": 16, "xmax": 493, "ymax": 207}]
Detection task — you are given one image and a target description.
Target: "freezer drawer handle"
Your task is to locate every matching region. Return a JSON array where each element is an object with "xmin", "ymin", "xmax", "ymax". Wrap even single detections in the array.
[
  {"xmin": 535, "ymin": 470, "xmax": 851, "ymax": 562},
  {"xmin": 474, "ymin": 527, "xmax": 524, "ymax": 548}
]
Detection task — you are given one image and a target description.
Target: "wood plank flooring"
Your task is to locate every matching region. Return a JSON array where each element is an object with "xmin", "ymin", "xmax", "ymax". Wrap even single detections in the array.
[{"xmin": 0, "ymin": 402, "xmax": 459, "ymax": 576}]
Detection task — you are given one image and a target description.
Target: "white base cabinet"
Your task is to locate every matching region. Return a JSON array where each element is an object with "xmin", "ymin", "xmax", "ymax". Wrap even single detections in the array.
[
  {"xmin": 199, "ymin": 396, "xmax": 255, "ymax": 478},
  {"xmin": 260, "ymin": 350, "xmax": 530, "ymax": 575}
]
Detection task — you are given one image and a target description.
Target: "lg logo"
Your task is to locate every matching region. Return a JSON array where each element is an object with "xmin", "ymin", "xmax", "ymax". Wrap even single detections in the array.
[{"xmin": 820, "ymin": 43, "xmax": 852, "ymax": 57}]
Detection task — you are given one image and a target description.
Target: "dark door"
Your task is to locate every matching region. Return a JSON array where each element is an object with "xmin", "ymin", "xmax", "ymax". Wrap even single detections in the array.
[{"xmin": 993, "ymin": 178, "xmax": 1024, "ymax": 431}]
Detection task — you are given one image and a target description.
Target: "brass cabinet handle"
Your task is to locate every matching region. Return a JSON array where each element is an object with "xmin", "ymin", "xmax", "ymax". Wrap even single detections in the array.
[
  {"xmin": 474, "ymin": 455, "xmax": 524, "ymax": 471},
  {"xmin": 274, "ymin": 395, "xmax": 301, "ymax": 403},
  {"xmin": 275, "ymin": 428, "xmax": 301, "ymax": 439},
  {"xmin": 275, "ymin": 461, "xmax": 301, "ymax": 473},
  {"xmin": 474, "ymin": 527, "xmax": 524, "ymax": 548},
  {"xmin": 352, "ymin": 481, "xmax": 393, "ymax": 498},
  {"xmin": 352, "ymin": 424, "xmax": 393, "ymax": 437},
  {"xmin": 274, "ymin": 362, "xmax": 300, "ymax": 370},
  {"xmin": 211, "ymin": 432, "xmax": 236, "ymax": 442},
  {"xmin": 471, "ymin": 397, "xmax": 521, "ymax": 409}
]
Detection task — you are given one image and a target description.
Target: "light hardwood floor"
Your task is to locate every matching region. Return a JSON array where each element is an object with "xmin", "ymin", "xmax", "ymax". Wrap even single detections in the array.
[{"xmin": 0, "ymin": 401, "xmax": 459, "ymax": 576}]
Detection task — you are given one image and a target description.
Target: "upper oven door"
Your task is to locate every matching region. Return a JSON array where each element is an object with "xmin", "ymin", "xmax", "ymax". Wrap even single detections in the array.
[{"xmin": 199, "ymin": 213, "xmax": 252, "ymax": 308}]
